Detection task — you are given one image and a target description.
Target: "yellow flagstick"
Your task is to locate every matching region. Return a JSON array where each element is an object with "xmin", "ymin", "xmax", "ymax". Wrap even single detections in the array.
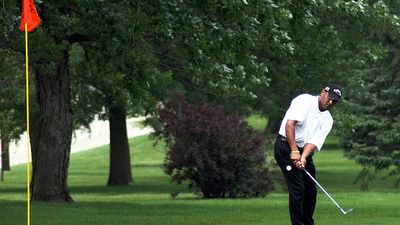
[{"xmin": 24, "ymin": 22, "xmax": 31, "ymax": 225}]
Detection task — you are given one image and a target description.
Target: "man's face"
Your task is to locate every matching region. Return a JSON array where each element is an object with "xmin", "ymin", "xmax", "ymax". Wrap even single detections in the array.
[{"xmin": 319, "ymin": 90, "xmax": 338, "ymax": 111}]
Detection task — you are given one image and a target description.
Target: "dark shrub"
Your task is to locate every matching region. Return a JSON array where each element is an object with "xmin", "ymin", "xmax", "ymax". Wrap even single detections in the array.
[{"xmin": 154, "ymin": 95, "xmax": 274, "ymax": 198}]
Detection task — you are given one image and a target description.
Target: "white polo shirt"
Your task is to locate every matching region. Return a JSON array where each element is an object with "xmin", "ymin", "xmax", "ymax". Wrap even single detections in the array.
[{"xmin": 278, "ymin": 94, "xmax": 333, "ymax": 151}]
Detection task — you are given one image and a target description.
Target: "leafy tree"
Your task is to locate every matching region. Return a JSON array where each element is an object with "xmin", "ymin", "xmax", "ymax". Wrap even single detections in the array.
[
  {"xmin": 151, "ymin": 1, "xmax": 372, "ymax": 134},
  {"xmin": 155, "ymin": 94, "xmax": 273, "ymax": 198},
  {"xmin": 2, "ymin": 0, "xmax": 163, "ymax": 198},
  {"xmin": 0, "ymin": 0, "xmax": 26, "ymax": 176},
  {"xmin": 3, "ymin": 0, "xmax": 277, "ymax": 196},
  {"xmin": 249, "ymin": 1, "xmax": 372, "ymax": 133},
  {"xmin": 150, "ymin": 0, "xmax": 284, "ymax": 110},
  {"xmin": 340, "ymin": 71, "xmax": 400, "ymax": 190},
  {"xmin": 70, "ymin": 0, "xmax": 297, "ymax": 186},
  {"xmin": 0, "ymin": 50, "xmax": 26, "ymax": 173},
  {"xmin": 68, "ymin": 1, "xmax": 166, "ymax": 185},
  {"xmin": 1, "ymin": 0, "xmax": 398, "ymax": 202},
  {"xmin": 10, "ymin": 1, "xmax": 90, "ymax": 202},
  {"xmin": 335, "ymin": 0, "xmax": 400, "ymax": 189},
  {"xmin": 1, "ymin": 0, "xmax": 95, "ymax": 201}
]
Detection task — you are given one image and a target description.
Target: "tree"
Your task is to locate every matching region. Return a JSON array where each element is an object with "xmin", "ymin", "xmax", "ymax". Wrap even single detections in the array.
[
  {"xmin": 1, "ymin": 0, "xmax": 397, "ymax": 202},
  {"xmin": 70, "ymin": 0, "xmax": 293, "ymax": 186},
  {"xmin": 68, "ymin": 1, "xmax": 164, "ymax": 185},
  {"xmin": 0, "ymin": 0, "xmax": 24, "ymax": 178},
  {"xmin": 1, "ymin": 0, "xmax": 96, "ymax": 201},
  {"xmin": 152, "ymin": 0, "xmax": 277, "ymax": 108},
  {"xmin": 335, "ymin": 0, "xmax": 400, "ymax": 189},
  {"xmin": 150, "ymin": 1, "xmax": 370, "ymax": 134},
  {"xmin": 249, "ymin": 1, "xmax": 371, "ymax": 133},
  {"xmin": 0, "ymin": 50, "xmax": 27, "ymax": 177},
  {"xmin": 16, "ymin": 1, "xmax": 87, "ymax": 202},
  {"xmin": 12, "ymin": 0, "xmax": 162, "ymax": 198}
]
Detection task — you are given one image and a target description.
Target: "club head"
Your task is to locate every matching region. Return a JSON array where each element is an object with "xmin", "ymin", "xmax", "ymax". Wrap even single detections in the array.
[{"xmin": 342, "ymin": 208, "xmax": 353, "ymax": 215}]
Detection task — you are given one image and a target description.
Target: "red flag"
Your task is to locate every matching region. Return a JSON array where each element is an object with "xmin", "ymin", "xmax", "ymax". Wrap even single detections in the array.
[{"xmin": 19, "ymin": 0, "xmax": 41, "ymax": 32}]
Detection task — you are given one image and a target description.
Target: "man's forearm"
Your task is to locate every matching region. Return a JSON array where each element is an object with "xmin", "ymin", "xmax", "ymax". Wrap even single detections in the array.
[
  {"xmin": 285, "ymin": 120, "xmax": 298, "ymax": 152},
  {"xmin": 302, "ymin": 143, "xmax": 317, "ymax": 158}
]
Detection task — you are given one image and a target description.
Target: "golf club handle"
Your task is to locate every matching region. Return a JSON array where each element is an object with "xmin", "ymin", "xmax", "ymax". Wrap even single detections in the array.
[{"xmin": 302, "ymin": 168, "xmax": 343, "ymax": 211}]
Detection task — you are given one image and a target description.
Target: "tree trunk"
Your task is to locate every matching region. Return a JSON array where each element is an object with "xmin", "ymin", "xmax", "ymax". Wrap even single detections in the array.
[
  {"xmin": 107, "ymin": 105, "xmax": 133, "ymax": 186},
  {"xmin": 1, "ymin": 134, "xmax": 10, "ymax": 171},
  {"xmin": 30, "ymin": 50, "xmax": 73, "ymax": 202},
  {"xmin": 1, "ymin": 134, "xmax": 10, "ymax": 182}
]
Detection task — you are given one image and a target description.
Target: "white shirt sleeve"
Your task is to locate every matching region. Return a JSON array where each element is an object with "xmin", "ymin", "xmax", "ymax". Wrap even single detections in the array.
[
  {"xmin": 285, "ymin": 94, "xmax": 311, "ymax": 124},
  {"xmin": 308, "ymin": 117, "xmax": 333, "ymax": 151}
]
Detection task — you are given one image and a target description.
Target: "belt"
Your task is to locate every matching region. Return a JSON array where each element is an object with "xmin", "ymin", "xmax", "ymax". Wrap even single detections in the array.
[
  {"xmin": 278, "ymin": 134, "xmax": 287, "ymax": 142},
  {"xmin": 277, "ymin": 135, "xmax": 314, "ymax": 157}
]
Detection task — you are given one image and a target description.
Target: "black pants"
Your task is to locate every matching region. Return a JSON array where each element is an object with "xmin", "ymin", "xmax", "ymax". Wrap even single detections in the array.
[{"xmin": 274, "ymin": 135, "xmax": 317, "ymax": 225}]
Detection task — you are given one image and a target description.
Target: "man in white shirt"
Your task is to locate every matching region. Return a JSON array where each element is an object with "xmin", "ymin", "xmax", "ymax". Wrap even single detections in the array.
[{"xmin": 274, "ymin": 84, "xmax": 342, "ymax": 225}]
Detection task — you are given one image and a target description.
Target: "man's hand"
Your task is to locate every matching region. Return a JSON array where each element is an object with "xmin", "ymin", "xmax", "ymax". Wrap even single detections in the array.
[
  {"xmin": 290, "ymin": 151, "xmax": 301, "ymax": 163},
  {"xmin": 298, "ymin": 156, "xmax": 307, "ymax": 169},
  {"xmin": 296, "ymin": 143, "xmax": 316, "ymax": 168},
  {"xmin": 291, "ymin": 152, "xmax": 306, "ymax": 169}
]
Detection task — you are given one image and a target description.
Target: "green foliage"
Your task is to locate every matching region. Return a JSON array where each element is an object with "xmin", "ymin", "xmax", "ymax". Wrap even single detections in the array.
[
  {"xmin": 2, "ymin": 0, "xmax": 400, "ymax": 194},
  {"xmin": 0, "ymin": 1, "xmax": 32, "ymax": 141},
  {"xmin": 67, "ymin": 1, "xmax": 172, "ymax": 126},
  {"xmin": 154, "ymin": 95, "xmax": 274, "ymax": 198},
  {"xmin": 339, "ymin": 69, "xmax": 400, "ymax": 189},
  {"xmin": 252, "ymin": 0, "xmax": 382, "ymax": 131},
  {"xmin": 336, "ymin": 0, "xmax": 400, "ymax": 190},
  {"xmin": 153, "ymin": 0, "xmax": 290, "ymax": 110},
  {"xmin": 0, "ymin": 50, "xmax": 28, "ymax": 140}
]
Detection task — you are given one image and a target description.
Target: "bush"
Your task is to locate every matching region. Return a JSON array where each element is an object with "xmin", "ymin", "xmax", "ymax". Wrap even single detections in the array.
[{"xmin": 154, "ymin": 95, "xmax": 274, "ymax": 198}]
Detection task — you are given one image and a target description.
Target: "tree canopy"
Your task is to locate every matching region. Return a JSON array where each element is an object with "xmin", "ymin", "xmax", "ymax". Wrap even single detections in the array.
[
  {"xmin": 1, "ymin": 0, "xmax": 400, "ymax": 202},
  {"xmin": 336, "ymin": 0, "xmax": 400, "ymax": 189}
]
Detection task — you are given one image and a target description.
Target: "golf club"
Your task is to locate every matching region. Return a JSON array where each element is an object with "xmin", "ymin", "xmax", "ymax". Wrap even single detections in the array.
[{"xmin": 286, "ymin": 165, "xmax": 353, "ymax": 215}]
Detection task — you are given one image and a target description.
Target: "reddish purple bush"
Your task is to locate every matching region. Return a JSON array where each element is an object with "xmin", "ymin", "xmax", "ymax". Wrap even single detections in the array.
[{"xmin": 154, "ymin": 95, "xmax": 273, "ymax": 198}]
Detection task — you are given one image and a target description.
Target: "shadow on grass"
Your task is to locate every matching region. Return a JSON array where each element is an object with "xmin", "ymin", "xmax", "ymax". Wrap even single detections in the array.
[
  {"xmin": 1, "ymin": 178, "xmax": 189, "ymax": 198},
  {"xmin": 1, "ymin": 197, "xmax": 286, "ymax": 225},
  {"xmin": 69, "ymin": 180, "xmax": 190, "ymax": 196},
  {"xmin": 70, "ymin": 163, "xmax": 163, "ymax": 175}
]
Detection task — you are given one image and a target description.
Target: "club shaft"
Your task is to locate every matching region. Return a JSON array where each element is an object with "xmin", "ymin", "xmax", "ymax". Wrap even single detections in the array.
[{"xmin": 303, "ymin": 169, "xmax": 345, "ymax": 213}]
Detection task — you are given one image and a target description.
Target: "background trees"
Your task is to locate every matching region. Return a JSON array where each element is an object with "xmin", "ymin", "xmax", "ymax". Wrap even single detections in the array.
[
  {"xmin": 153, "ymin": 0, "xmax": 289, "ymax": 109},
  {"xmin": 1, "ymin": 0, "xmax": 400, "ymax": 202},
  {"xmin": 68, "ymin": 1, "xmax": 162, "ymax": 186},
  {"xmin": 336, "ymin": 0, "xmax": 400, "ymax": 189},
  {"xmin": 0, "ymin": 0, "xmax": 26, "ymax": 180},
  {"xmin": 0, "ymin": 50, "xmax": 26, "ymax": 177}
]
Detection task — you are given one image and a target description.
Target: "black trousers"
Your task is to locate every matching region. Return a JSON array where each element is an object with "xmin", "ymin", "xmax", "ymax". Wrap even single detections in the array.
[{"xmin": 274, "ymin": 136, "xmax": 317, "ymax": 225}]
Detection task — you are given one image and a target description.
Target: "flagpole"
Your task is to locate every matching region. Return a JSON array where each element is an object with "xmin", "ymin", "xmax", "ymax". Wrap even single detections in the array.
[
  {"xmin": 24, "ymin": 22, "xmax": 31, "ymax": 225},
  {"xmin": 20, "ymin": 0, "xmax": 40, "ymax": 224}
]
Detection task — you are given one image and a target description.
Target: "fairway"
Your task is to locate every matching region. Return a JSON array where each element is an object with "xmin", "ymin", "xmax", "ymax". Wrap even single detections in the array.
[{"xmin": 0, "ymin": 135, "xmax": 399, "ymax": 225}]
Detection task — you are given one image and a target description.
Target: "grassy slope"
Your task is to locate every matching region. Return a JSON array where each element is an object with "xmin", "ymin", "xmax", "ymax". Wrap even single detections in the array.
[{"xmin": 0, "ymin": 134, "xmax": 399, "ymax": 225}]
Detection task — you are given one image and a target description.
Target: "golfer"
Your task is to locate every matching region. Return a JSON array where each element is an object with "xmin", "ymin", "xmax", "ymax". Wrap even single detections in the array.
[{"xmin": 274, "ymin": 84, "xmax": 342, "ymax": 225}]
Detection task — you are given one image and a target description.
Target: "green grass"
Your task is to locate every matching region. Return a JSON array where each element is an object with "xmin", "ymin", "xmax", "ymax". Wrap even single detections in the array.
[{"xmin": 0, "ymin": 135, "xmax": 399, "ymax": 225}]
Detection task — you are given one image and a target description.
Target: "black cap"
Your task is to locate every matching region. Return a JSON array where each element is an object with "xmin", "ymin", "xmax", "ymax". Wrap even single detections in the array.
[{"xmin": 324, "ymin": 84, "xmax": 342, "ymax": 101}]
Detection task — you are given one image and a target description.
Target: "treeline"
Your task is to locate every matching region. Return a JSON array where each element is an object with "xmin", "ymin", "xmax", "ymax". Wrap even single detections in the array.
[{"xmin": 0, "ymin": 1, "xmax": 399, "ymax": 202}]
